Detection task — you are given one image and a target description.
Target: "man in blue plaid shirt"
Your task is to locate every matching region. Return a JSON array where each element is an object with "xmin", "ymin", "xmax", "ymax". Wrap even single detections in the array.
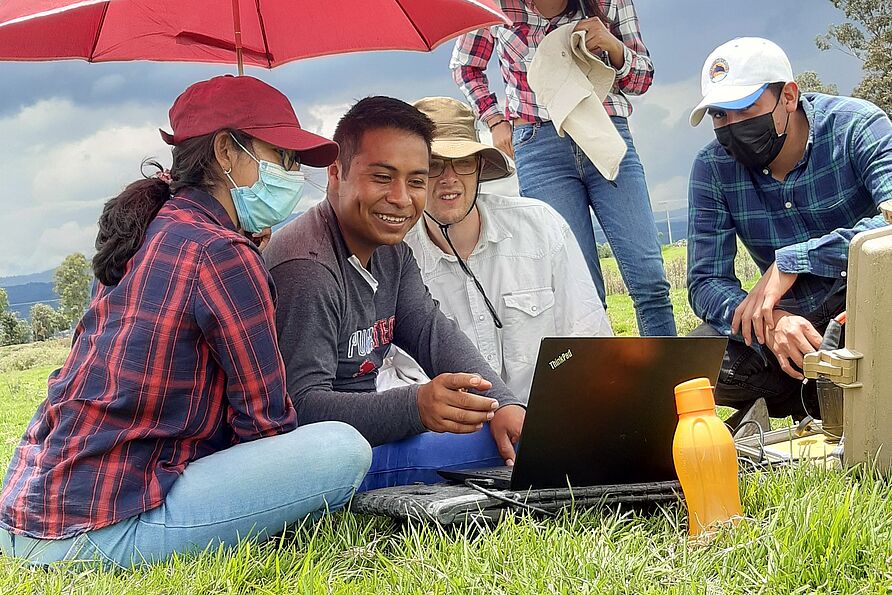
[{"xmin": 686, "ymin": 37, "xmax": 892, "ymax": 422}]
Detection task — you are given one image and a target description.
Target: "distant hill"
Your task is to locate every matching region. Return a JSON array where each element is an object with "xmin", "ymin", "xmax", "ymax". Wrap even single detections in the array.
[
  {"xmin": 0, "ymin": 269, "xmax": 59, "ymax": 320},
  {"xmin": 4, "ymin": 282, "xmax": 59, "ymax": 320},
  {"xmin": 0, "ymin": 269, "xmax": 55, "ymax": 288},
  {"xmin": 593, "ymin": 207, "xmax": 688, "ymax": 245}
]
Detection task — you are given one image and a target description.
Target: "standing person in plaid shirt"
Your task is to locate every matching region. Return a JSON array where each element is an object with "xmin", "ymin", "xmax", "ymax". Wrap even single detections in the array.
[
  {"xmin": 451, "ymin": 0, "xmax": 676, "ymax": 337},
  {"xmin": 687, "ymin": 38, "xmax": 892, "ymax": 424},
  {"xmin": 0, "ymin": 76, "xmax": 371, "ymax": 569}
]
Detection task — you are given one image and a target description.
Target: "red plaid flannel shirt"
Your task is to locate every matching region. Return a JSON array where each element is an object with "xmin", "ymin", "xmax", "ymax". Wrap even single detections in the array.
[
  {"xmin": 450, "ymin": 0, "xmax": 654, "ymax": 124},
  {"xmin": 0, "ymin": 188, "xmax": 297, "ymax": 539}
]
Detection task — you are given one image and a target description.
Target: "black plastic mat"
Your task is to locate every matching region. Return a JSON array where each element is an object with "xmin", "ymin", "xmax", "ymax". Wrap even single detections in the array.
[{"xmin": 350, "ymin": 480, "xmax": 682, "ymax": 524}]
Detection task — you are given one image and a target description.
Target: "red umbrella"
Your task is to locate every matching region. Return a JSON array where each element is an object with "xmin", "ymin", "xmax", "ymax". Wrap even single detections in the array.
[{"xmin": 0, "ymin": 0, "xmax": 509, "ymax": 74}]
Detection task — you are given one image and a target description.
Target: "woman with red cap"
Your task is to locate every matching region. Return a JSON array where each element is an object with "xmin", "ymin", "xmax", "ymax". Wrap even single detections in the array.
[{"xmin": 0, "ymin": 75, "xmax": 371, "ymax": 568}]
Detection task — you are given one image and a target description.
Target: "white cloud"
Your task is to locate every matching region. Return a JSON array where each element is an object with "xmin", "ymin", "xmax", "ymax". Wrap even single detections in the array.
[
  {"xmin": 31, "ymin": 221, "xmax": 99, "ymax": 271},
  {"xmin": 32, "ymin": 124, "xmax": 169, "ymax": 206},
  {"xmin": 629, "ymin": 77, "xmax": 702, "ymax": 130},
  {"xmin": 304, "ymin": 102, "xmax": 352, "ymax": 139},
  {"xmin": 0, "ymin": 98, "xmax": 168, "ymax": 276},
  {"xmin": 648, "ymin": 175, "xmax": 689, "ymax": 211},
  {"xmin": 0, "ymin": 97, "xmax": 378, "ymax": 276},
  {"xmin": 627, "ymin": 76, "xmax": 716, "ymax": 192}
]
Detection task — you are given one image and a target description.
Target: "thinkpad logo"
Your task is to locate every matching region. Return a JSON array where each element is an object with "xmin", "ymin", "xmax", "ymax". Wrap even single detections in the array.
[{"xmin": 549, "ymin": 349, "xmax": 573, "ymax": 370}]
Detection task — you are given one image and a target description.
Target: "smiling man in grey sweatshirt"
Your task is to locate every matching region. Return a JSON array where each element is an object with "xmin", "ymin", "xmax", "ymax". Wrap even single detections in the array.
[{"xmin": 264, "ymin": 97, "xmax": 525, "ymax": 488}]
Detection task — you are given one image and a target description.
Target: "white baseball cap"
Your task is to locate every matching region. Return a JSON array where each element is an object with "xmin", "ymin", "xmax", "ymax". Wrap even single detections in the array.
[{"xmin": 689, "ymin": 37, "xmax": 794, "ymax": 126}]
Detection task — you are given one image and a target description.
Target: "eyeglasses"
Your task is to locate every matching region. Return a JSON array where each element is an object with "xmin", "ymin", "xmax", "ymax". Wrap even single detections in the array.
[
  {"xmin": 428, "ymin": 156, "xmax": 479, "ymax": 178},
  {"xmin": 273, "ymin": 148, "xmax": 301, "ymax": 171},
  {"xmin": 230, "ymin": 132, "xmax": 301, "ymax": 172}
]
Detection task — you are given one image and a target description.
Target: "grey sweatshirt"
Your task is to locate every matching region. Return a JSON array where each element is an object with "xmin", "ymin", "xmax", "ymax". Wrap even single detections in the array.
[{"xmin": 264, "ymin": 200, "xmax": 521, "ymax": 446}]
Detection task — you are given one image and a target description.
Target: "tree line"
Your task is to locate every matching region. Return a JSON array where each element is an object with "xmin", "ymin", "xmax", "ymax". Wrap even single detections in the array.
[
  {"xmin": 794, "ymin": 0, "xmax": 891, "ymax": 114},
  {"xmin": 0, "ymin": 253, "xmax": 92, "ymax": 345}
]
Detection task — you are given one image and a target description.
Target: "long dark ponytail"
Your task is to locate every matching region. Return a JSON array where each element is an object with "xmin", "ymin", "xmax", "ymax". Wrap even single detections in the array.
[{"xmin": 92, "ymin": 129, "xmax": 253, "ymax": 286}]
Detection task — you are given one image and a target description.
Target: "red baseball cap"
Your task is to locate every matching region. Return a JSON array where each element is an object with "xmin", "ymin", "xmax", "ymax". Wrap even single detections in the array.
[{"xmin": 160, "ymin": 75, "xmax": 338, "ymax": 168}]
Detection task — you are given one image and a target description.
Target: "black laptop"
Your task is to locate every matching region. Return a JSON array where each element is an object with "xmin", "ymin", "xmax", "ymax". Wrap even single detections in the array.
[{"xmin": 438, "ymin": 336, "xmax": 728, "ymax": 490}]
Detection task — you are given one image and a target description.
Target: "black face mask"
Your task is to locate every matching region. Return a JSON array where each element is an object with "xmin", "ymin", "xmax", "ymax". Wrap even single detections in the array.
[{"xmin": 714, "ymin": 94, "xmax": 790, "ymax": 170}]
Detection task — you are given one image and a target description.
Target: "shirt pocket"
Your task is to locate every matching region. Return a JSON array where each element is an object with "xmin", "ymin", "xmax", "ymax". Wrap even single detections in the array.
[
  {"xmin": 812, "ymin": 190, "xmax": 850, "ymax": 212},
  {"xmin": 501, "ymin": 287, "xmax": 556, "ymax": 365},
  {"xmin": 804, "ymin": 186, "xmax": 865, "ymax": 233}
]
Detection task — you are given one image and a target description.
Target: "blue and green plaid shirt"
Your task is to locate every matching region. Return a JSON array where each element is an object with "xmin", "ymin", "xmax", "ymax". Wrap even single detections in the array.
[{"xmin": 687, "ymin": 93, "xmax": 892, "ymax": 335}]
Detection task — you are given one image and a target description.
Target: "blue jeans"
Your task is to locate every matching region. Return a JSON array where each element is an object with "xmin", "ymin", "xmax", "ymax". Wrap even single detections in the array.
[
  {"xmin": 513, "ymin": 117, "xmax": 676, "ymax": 336},
  {"xmin": 358, "ymin": 425, "xmax": 503, "ymax": 492},
  {"xmin": 0, "ymin": 421, "xmax": 371, "ymax": 568}
]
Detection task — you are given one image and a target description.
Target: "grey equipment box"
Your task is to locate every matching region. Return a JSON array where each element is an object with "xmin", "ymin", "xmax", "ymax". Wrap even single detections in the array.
[{"xmin": 842, "ymin": 201, "xmax": 892, "ymax": 472}]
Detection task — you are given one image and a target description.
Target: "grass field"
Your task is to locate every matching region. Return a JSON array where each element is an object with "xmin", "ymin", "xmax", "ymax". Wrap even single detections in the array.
[
  {"xmin": 1, "ymin": 252, "xmax": 891, "ymax": 593},
  {"xmin": 603, "ymin": 242, "xmax": 758, "ymax": 337}
]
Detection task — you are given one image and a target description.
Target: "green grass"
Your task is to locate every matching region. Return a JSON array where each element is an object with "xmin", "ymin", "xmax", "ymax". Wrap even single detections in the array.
[
  {"xmin": 607, "ymin": 288, "xmax": 700, "ymax": 337},
  {"xmin": 0, "ymin": 367, "xmax": 54, "ymax": 466},
  {"xmin": 601, "ymin": 244, "xmax": 687, "ymax": 276},
  {"xmin": 603, "ymin": 243, "xmax": 760, "ymax": 337},
  {"xmin": 1, "ymin": 421, "xmax": 890, "ymax": 594},
  {"xmin": 0, "ymin": 338, "xmax": 70, "ymax": 374},
  {"xmin": 2, "ymin": 259, "xmax": 891, "ymax": 592}
]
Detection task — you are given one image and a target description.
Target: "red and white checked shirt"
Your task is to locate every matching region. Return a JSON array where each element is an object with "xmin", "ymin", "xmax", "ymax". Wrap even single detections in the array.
[
  {"xmin": 0, "ymin": 188, "xmax": 297, "ymax": 539},
  {"xmin": 450, "ymin": 0, "xmax": 654, "ymax": 124}
]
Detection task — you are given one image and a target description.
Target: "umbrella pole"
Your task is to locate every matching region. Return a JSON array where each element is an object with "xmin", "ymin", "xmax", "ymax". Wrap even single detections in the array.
[{"xmin": 231, "ymin": 0, "xmax": 244, "ymax": 75}]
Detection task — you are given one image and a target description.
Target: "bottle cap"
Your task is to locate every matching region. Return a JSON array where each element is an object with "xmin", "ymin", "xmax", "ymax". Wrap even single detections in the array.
[{"xmin": 674, "ymin": 377, "xmax": 716, "ymax": 415}]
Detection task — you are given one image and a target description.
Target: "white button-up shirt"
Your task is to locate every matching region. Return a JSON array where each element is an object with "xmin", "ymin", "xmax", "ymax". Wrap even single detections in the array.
[{"xmin": 380, "ymin": 193, "xmax": 611, "ymax": 403}]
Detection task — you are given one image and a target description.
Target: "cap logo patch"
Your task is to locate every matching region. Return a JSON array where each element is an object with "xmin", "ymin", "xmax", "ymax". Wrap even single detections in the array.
[{"xmin": 709, "ymin": 58, "xmax": 729, "ymax": 83}]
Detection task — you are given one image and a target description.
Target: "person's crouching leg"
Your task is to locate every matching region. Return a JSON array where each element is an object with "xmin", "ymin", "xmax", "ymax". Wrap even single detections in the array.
[{"xmin": 689, "ymin": 322, "xmax": 814, "ymax": 421}]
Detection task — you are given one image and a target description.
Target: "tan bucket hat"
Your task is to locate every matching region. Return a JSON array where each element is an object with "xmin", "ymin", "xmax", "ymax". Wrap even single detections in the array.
[{"xmin": 413, "ymin": 96, "xmax": 514, "ymax": 182}]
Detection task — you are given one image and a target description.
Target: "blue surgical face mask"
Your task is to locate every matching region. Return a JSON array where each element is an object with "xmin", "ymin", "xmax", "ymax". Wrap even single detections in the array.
[{"xmin": 224, "ymin": 134, "xmax": 306, "ymax": 233}]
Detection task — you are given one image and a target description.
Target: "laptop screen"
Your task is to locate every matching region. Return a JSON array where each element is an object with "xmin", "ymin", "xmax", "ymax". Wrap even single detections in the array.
[{"xmin": 509, "ymin": 336, "xmax": 727, "ymax": 490}]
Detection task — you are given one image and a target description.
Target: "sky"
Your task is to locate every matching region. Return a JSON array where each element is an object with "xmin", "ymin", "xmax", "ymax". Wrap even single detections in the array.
[{"xmin": 0, "ymin": 0, "xmax": 865, "ymax": 277}]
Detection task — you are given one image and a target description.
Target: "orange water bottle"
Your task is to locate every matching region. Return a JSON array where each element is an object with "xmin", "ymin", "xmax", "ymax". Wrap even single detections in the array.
[{"xmin": 672, "ymin": 378, "xmax": 742, "ymax": 536}]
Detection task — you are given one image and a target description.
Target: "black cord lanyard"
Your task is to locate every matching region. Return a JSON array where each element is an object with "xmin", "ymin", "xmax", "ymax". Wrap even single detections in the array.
[
  {"xmin": 424, "ymin": 186, "xmax": 503, "ymax": 329},
  {"xmin": 435, "ymin": 222, "xmax": 503, "ymax": 329}
]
